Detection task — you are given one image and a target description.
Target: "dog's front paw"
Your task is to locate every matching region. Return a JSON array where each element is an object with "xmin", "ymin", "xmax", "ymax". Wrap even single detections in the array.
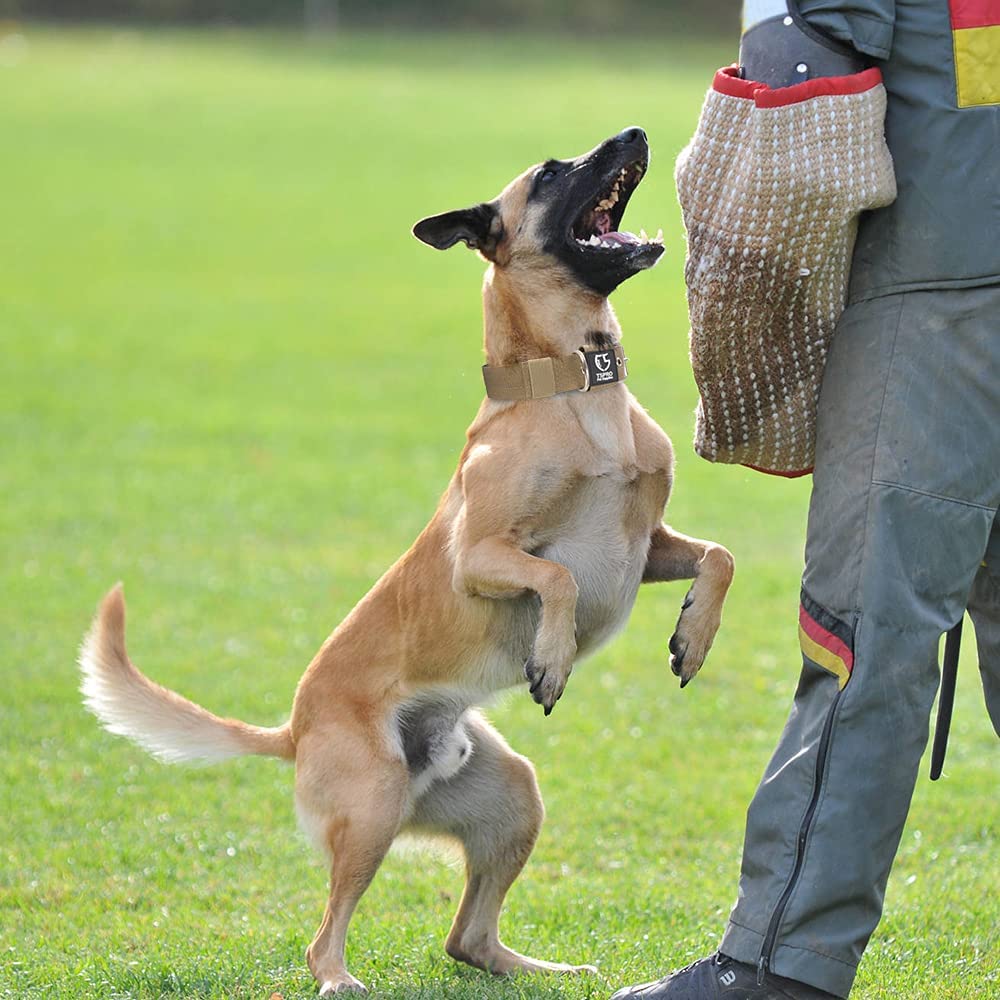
[
  {"xmin": 524, "ymin": 634, "xmax": 576, "ymax": 715},
  {"xmin": 524, "ymin": 656, "xmax": 571, "ymax": 715},
  {"xmin": 668, "ymin": 589, "xmax": 720, "ymax": 688}
]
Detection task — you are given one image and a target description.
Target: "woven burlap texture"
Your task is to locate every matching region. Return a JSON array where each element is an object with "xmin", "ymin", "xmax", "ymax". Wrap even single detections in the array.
[{"xmin": 675, "ymin": 75, "xmax": 896, "ymax": 475}]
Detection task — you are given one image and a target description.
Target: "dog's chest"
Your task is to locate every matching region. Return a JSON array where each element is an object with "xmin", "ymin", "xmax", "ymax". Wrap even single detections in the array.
[
  {"xmin": 531, "ymin": 395, "xmax": 668, "ymax": 653},
  {"xmin": 535, "ymin": 468, "xmax": 661, "ymax": 655},
  {"xmin": 568, "ymin": 393, "xmax": 638, "ymax": 471}
]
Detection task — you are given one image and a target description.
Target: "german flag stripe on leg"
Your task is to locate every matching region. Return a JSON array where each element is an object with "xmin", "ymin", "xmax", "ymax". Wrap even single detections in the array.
[
  {"xmin": 799, "ymin": 590, "xmax": 854, "ymax": 690},
  {"xmin": 949, "ymin": 1, "xmax": 1000, "ymax": 107}
]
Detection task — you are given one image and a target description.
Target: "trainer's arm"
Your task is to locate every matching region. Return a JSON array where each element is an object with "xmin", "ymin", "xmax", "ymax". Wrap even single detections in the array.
[
  {"xmin": 796, "ymin": 0, "xmax": 896, "ymax": 60},
  {"xmin": 740, "ymin": 0, "xmax": 896, "ymax": 86}
]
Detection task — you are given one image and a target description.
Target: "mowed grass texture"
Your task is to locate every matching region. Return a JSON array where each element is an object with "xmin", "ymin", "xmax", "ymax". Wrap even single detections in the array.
[{"xmin": 1, "ymin": 26, "xmax": 996, "ymax": 1000}]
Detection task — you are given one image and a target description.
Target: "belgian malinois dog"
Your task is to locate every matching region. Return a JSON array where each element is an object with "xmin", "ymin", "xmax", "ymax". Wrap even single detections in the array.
[{"xmin": 80, "ymin": 127, "xmax": 734, "ymax": 995}]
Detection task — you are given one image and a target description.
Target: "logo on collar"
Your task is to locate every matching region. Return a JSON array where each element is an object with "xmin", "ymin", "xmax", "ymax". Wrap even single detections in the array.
[{"xmin": 582, "ymin": 348, "xmax": 623, "ymax": 388}]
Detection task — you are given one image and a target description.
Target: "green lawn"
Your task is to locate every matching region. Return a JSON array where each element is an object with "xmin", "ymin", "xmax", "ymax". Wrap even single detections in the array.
[{"xmin": 1, "ymin": 25, "xmax": 996, "ymax": 1000}]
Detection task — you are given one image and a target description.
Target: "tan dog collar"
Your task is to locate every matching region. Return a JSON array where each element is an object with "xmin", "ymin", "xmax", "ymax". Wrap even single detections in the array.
[{"xmin": 482, "ymin": 344, "xmax": 628, "ymax": 400}]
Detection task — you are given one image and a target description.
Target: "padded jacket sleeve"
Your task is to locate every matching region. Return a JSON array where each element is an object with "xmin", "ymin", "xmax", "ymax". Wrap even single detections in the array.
[{"xmin": 794, "ymin": 0, "xmax": 896, "ymax": 60}]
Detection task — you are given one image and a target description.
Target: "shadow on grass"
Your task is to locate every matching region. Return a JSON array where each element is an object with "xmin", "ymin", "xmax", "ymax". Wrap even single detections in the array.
[
  {"xmin": 64, "ymin": 961, "xmax": 612, "ymax": 1000},
  {"xmin": 368, "ymin": 958, "xmax": 616, "ymax": 1000}
]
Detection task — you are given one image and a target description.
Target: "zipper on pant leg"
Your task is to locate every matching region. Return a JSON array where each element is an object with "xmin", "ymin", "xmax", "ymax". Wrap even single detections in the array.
[{"xmin": 757, "ymin": 688, "xmax": 844, "ymax": 984}]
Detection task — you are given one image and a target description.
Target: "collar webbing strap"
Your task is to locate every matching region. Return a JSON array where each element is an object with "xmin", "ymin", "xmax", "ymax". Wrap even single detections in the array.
[{"xmin": 482, "ymin": 344, "xmax": 628, "ymax": 400}]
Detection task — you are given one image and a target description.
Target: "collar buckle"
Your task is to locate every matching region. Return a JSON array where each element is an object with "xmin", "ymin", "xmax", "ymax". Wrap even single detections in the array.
[{"xmin": 573, "ymin": 349, "xmax": 591, "ymax": 392}]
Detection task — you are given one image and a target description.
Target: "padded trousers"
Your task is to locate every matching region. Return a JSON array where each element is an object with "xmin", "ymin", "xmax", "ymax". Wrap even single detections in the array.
[{"xmin": 719, "ymin": 286, "xmax": 1000, "ymax": 996}]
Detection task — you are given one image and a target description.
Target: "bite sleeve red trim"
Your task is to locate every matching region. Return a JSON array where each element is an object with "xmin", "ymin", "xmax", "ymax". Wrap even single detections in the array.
[{"xmin": 712, "ymin": 64, "xmax": 883, "ymax": 108}]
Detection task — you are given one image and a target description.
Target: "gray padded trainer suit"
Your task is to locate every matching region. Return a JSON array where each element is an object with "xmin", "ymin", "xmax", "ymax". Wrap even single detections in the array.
[{"xmin": 719, "ymin": 2, "xmax": 1000, "ymax": 995}]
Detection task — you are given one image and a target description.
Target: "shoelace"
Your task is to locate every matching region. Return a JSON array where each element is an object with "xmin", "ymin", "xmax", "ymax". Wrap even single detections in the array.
[{"xmin": 661, "ymin": 953, "xmax": 722, "ymax": 982}]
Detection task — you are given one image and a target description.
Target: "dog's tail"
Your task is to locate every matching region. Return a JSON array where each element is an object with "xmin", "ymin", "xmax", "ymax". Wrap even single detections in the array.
[{"xmin": 79, "ymin": 584, "xmax": 295, "ymax": 764}]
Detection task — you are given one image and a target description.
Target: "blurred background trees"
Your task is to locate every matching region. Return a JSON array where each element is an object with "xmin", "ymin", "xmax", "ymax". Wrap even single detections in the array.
[{"xmin": 1, "ymin": 0, "xmax": 738, "ymax": 36}]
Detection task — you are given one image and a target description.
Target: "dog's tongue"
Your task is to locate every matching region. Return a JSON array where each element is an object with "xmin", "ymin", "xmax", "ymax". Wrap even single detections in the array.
[{"xmin": 599, "ymin": 230, "xmax": 640, "ymax": 246}]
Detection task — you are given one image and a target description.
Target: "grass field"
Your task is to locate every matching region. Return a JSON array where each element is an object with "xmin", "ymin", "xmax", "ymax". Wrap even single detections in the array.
[{"xmin": 1, "ymin": 25, "xmax": 996, "ymax": 1000}]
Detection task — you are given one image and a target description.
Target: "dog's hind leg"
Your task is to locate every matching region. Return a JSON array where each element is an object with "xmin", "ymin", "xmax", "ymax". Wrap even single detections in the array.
[
  {"xmin": 295, "ymin": 728, "xmax": 409, "ymax": 996},
  {"xmin": 405, "ymin": 711, "xmax": 596, "ymax": 977}
]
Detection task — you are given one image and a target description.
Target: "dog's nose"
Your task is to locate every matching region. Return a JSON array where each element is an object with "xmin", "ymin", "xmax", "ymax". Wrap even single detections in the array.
[{"xmin": 615, "ymin": 127, "xmax": 646, "ymax": 145}]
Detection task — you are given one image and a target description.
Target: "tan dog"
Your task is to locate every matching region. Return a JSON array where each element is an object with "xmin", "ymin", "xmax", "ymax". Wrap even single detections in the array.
[{"xmin": 79, "ymin": 127, "xmax": 734, "ymax": 996}]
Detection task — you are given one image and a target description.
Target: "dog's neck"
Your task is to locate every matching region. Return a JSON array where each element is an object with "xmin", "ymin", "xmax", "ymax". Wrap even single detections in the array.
[{"xmin": 481, "ymin": 265, "xmax": 621, "ymax": 367}]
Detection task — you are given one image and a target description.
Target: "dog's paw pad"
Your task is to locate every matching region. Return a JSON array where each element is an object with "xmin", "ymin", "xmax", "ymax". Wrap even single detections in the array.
[{"xmin": 668, "ymin": 633, "xmax": 686, "ymax": 675}]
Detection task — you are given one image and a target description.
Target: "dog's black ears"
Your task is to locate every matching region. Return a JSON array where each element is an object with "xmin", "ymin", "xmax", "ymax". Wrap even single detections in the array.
[{"xmin": 412, "ymin": 202, "xmax": 502, "ymax": 259}]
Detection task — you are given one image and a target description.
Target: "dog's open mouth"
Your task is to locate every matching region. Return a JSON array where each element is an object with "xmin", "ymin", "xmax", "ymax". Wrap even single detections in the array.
[{"xmin": 570, "ymin": 160, "xmax": 663, "ymax": 252}]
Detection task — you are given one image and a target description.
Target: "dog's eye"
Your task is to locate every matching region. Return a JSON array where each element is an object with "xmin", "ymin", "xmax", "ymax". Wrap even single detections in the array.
[{"xmin": 540, "ymin": 168, "xmax": 558, "ymax": 182}]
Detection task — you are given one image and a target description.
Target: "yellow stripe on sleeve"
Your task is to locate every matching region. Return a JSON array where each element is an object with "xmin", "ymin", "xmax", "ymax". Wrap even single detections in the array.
[
  {"xmin": 954, "ymin": 24, "xmax": 1000, "ymax": 107},
  {"xmin": 799, "ymin": 625, "xmax": 852, "ymax": 689}
]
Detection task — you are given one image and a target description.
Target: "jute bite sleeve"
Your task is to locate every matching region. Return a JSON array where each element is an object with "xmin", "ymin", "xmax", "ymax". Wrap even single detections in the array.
[{"xmin": 675, "ymin": 66, "xmax": 896, "ymax": 476}]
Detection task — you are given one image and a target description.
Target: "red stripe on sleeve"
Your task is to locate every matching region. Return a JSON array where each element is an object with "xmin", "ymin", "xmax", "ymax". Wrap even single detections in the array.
[
  {"xmin": 950, "ymin": 0, "xmax": 1000, "ymax": 29},
  {"xmin": 799, "ymin": 605, "xmax": 855, "ymax": 671}
]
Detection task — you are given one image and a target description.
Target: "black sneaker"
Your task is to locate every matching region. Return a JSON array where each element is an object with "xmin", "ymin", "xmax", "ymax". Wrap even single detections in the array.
[{"xmin": 609, "ymin": 952, "xmax": 839, "ymax": 1000}]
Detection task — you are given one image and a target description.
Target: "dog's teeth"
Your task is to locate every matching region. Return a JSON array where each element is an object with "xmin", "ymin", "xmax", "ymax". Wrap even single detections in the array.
[
  {"xmin": 640, "ymin": 228, "xmax": 648, "ymax": 242},
  {"xmin": 595, "ymin": 184, "xmax": 622, "ymax": 212},
  {"xmin": 655, "ymin": 228, "xmax": 664, "ymax": 243},
  {"xmin": 589, "ymin": 235, "xmax": 601, "ymax": 246}
]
